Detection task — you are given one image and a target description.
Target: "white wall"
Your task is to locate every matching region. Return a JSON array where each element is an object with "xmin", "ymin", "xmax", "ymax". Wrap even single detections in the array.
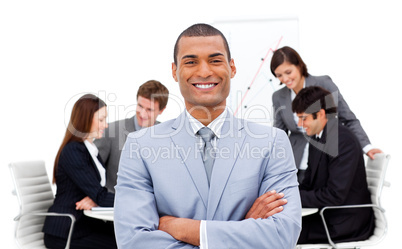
[{"xmin": 1, "ymin": 0, "xmax": 400, "ymax": 248}]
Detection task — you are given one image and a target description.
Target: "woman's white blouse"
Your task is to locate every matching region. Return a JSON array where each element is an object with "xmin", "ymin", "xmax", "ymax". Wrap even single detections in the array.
[{"xmin": 84, "ymin": 140, "xmax": 106, "ymax": 187}]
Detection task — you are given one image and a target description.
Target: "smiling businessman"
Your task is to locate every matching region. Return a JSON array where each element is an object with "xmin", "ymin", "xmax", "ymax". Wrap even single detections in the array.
[{"xmin": 114, "ymin": 23, "xmax": 301, "ymax": 249}]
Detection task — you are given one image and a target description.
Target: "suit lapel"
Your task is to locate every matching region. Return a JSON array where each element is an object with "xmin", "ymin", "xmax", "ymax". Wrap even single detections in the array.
[
  {"xmin": 307, "ymin": 122, "xmax": 333, "ymax": 185},
  {"xmin": 85, "ymin": 144, "xmax": 101, "ymax": 181},
  {"xmin": 307, "ymin": 144, "xmax": 322, "ymax": 186},
  {"xmin": 170, "ymin": 112, "xmax": 209, "ymax": 209},
  {"xmin": 207, "ymin": 114, "xmax": 246, "ymax": 219},
  {"xmin": 116, "ymin": 116, "xmax": 137, "ymax": 151},
  {"xmin": 279, "ymin": 88, "xmax": 298, "ymax": 131}
]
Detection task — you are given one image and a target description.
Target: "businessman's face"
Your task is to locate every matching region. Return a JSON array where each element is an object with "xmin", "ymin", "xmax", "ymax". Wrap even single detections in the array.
[
  {"xmin": 297, "ymin": 110, "xmax": 326, "ymax": 136},
  {"xmin": 136, "ymin": 96, "xmax": 164, "ymax": 128},
  {"xmin": 172, "ymin": 35, "xmax": 236, "ymax": 112}
]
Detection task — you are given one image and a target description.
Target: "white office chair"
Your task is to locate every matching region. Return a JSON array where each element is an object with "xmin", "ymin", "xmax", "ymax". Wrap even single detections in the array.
[
  {"xmin": 296, "ymin": 153, "xmax": 391, "ymax": 249},
  {"xmin": 9, "ymin": 160, "xmax": 75, "ymax": 249}
]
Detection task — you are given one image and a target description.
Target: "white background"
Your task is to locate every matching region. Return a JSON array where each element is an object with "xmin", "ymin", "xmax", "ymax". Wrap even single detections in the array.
[{"xmin": 1, "ymin": 1, "xmax": 400, "ymax": 248}]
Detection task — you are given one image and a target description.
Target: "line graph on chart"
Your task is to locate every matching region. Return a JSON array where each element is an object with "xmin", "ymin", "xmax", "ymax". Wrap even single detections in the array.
[{"xmin": 214, "ymin": 18, "xmax": 299, "ymax": 126}]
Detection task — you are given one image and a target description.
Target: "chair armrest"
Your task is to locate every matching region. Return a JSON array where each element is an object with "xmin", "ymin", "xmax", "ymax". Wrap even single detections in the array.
[
  {"xmin": 319, "ymin": 204, "xmax": 384, "ymax": 248},
  {"xmin": 14, "ymin": 212, "xmax": 76, "ymax": 249}
]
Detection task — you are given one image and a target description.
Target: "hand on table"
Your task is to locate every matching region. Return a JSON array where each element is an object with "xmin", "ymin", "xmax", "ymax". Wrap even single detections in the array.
[{"xmin": 76, "ymin": 196, "xmax": 97, "ymax": 210}]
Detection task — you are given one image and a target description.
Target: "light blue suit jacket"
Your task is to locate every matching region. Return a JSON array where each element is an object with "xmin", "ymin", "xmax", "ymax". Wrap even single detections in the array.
[{"xmin": 114, "ymin": 111, "xmax": 301, "ymax": 249}]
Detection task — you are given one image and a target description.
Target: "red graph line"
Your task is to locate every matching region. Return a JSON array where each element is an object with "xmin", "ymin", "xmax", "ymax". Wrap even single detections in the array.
[{"xmin": 233, "ymin": 36, "xmax": 283, "ymax": 116}]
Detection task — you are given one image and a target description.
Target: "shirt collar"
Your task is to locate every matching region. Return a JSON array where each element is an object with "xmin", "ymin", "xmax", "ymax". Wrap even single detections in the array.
[
  {"xmin": 84, "ymin": 139, "xmax": 99, "ymax": 157},
  {"xmin": 316, "ymin": 130, "xmax": 324, "ymax": 139},
  {"xmin": 186, "ymin": 107, "xmax": 228, "ymax": 138}
]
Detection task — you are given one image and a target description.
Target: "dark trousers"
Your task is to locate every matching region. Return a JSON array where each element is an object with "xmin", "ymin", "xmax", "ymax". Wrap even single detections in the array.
[
  {"xmin": 44, "ymin": 221, "xmax": 117, "ymax": 249},
  {"xmin": 297, "ymin": 169, "xmax": 306, "ymax": 184},
  {"xmin": 298, "ymin": 210, "xmax": 374, "ymax": 244},
  {"xmin": 298, "ymin": 213, "xmax": 327, "ymax": 244}
]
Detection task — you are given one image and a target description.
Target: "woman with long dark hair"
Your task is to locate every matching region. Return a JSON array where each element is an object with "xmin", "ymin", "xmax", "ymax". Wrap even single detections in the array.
[{"xmin": 43, "ymin": 94, "xmax": 117, "ymax": 249}]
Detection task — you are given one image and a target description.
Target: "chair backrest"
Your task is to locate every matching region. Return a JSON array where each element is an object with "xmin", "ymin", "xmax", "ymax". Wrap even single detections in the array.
[
  {"xmin": 362, "ymin": 153, "xmax": 390, "ymax": 245},
  {"xmin": 9, "ymin": 160, "xmax": 54, "ymax": 249},
  {"xmin": 366, "ymin": 153, "xmax": 390, "ymax": 207},
  {"xmin": 296, "ymin": 154, "xmax": 391, "ymax": 249}
]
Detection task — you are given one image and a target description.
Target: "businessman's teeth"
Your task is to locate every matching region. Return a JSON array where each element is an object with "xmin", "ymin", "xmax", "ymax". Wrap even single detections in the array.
[{"xmin": 195, "ymin": 84, "xmax": 215, "ymax": 89}]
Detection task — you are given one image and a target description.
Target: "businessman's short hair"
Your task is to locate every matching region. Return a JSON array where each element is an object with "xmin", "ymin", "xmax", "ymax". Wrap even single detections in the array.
[
  {"xmin": 292, "ymin": 86, "xmax": 337, "ymax": 118},
  {"xmin": 173, "ymin": 23, "xmax": 231, "ymax": 65}
]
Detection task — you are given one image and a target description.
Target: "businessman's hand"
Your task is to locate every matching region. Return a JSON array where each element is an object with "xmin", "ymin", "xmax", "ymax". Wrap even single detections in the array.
[
  {"xmin": 159, "ymin": 216, "xmax": 200, "ymax": 246},
  {"xmin": 245, "ymin": 190, "xmax": 287, "ymax": 219}
]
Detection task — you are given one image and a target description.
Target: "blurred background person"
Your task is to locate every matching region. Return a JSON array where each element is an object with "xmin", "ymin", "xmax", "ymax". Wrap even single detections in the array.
[
  {"xmin": 271, "ymin": 46, "xmax": 381, "ymax": 182},
  {"xmin": 43, "ymin": 94, "xmax": 117, "ymax": 249},
  {"xmin": 95, "ymin": 80, "xmax": 169, "ymax": 192},
  {"xmin": 292, "ymin": 86, "xmax": 374, "ymax": 244}
]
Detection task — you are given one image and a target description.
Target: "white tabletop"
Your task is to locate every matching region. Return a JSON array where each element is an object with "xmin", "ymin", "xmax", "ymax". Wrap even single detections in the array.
[
  {"xmin": 84, "ymin": 209, "xmax": 114, "ymax": 221},
  {"xmin": 301, "ymin": 208, "xmax": 318, "ymax": 216},
  {"xmin": 84, "ymin": 208, "xmax": 318, "ymax": 221}
]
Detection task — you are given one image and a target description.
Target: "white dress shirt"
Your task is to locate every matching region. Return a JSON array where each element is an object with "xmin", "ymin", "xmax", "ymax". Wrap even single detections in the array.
[
  {"xmin": 84, "ymin": 139, "xmax": 106, "ymax": 187},
  {"xmin": 186, "ymin": 108, "xmax": 228, "ymax": 249},
  {"xmin": 291, "ymin": 81, "xmax": 309, "ymax": 170},
  {"xmin": 291, "ymin": 82, "xmax": 373, "ymax": 170}
]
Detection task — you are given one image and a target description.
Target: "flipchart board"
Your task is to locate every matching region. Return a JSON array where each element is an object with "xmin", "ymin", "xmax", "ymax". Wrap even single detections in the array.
[{"xmin": 213, "ymin": 17, "xmax": 299, "ymax": 126}]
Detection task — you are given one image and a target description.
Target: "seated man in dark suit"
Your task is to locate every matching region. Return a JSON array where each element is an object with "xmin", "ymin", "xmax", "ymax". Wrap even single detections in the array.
[{"xmin": 292, "ymin": 86, "xmax": 375, "ymax": 244}]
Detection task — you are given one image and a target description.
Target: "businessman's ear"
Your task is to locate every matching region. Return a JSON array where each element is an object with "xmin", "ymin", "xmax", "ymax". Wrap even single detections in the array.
[
  {"xmin": 172, "ymin": 62, "xmax": 178, "ymax": 82},
  {"xmin": 230, "ymin": 59, "xmax": 236, "ymax": 79},
  {"xmin": 317, "ymin": 109, "xmax": 326, "ymax": 120}
]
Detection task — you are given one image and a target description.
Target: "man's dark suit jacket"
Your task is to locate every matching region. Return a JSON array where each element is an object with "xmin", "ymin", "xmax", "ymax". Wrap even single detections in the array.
[
  {"xmin": 43, "ymin": 141, "xmax": 114, "ymax": 239},
  {"xmin": 272, "ymin": 74, "xmax": 371, "ymax": 170},
  {"xmin": 298, "ymin": 118, "xmax": 374, "ymax": 244}
]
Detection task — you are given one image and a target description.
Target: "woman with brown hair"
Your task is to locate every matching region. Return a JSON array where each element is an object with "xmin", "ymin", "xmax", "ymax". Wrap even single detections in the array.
[
  {"xmin": 271, "ymin": 46, "xmax": 381, "ymax": 182},
  {"xmin": 43, "ymin": 94, "xmax": 116, "ymax": 249}
]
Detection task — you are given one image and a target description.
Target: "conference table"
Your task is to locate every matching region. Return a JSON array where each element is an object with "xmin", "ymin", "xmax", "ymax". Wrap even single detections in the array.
[
  {"xmin": 84, "ymin": 208, "xmax": 318, "ymax": 222},
  {"xmin": 301, "ymin": 208, "xmax": 319, "ymax": 216},
  {"xmin": 84, "ymin": 208, "xmax": 114, "ymax": 221}
]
